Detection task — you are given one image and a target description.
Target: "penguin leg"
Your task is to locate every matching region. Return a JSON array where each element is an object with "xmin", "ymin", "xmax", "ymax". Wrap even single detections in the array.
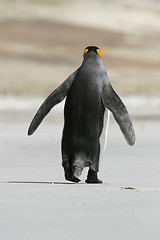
[
  {"xmin": 85, "ymin": 169, "xmax": 102, "ymax": 184},
  {"xmin": 85, "ymin": 144, "xmax": 102, "ymax": 184},
  {"xmin": 62, "ymin": 133, "xmax": 80, "ymax": 183},
  {"xmin": 62, "ymin": 156, "xmax": 80, "ymax": 183}
]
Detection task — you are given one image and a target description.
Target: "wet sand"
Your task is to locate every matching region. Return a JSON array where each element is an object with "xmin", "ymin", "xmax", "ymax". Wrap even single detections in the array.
[{"xmin": 0, "ymin": 120, "xmax": 160, "ymax": 240}]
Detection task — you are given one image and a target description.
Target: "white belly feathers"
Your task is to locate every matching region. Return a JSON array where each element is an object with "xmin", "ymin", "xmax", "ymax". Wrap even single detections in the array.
[{"xmin": 100, "ymin": 109, "xmax": 110, "ymax": 159}]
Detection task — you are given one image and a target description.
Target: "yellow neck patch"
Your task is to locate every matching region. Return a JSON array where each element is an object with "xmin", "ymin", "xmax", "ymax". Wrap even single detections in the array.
[
  {"xmin": 83, "ymin": 47, "xmax": 102, "ymax": 58},
  {"xmin": 96, "ymin": 48, "xmax": 102, "ymax": 59},
  {"xmin": 83, "ymin": 48, "xmax": 88, "ymax": 57}
]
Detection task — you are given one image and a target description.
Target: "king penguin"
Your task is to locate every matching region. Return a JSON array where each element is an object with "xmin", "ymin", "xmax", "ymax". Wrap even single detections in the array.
[{"xmin": 28, "ymin": 46, "xmax": 135, "ymax": 183}]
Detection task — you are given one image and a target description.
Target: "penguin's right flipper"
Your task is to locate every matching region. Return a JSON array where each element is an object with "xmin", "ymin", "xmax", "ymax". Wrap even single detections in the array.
[
  {"xmin": 102, "ymin": 83, "xmax": 136, "ymax": 146},
  {"xmin": 28, "ymin": 70, "xmax": 78, "ymax": 135}
]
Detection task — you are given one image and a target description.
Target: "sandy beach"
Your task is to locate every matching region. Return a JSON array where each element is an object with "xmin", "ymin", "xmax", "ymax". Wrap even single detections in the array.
[{"xmin": 0, "ymin": 120, "xmax": 160, "ymax": 240}]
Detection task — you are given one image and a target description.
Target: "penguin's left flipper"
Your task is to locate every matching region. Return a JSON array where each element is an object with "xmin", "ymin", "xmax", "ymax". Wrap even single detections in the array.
[
  {"xmin": 28, "ymin": 70, "xmax": 78, "ymax": 135},
  {"xmin": 102, "ymin": 83, "xmax": 136, "ymax": 146}
]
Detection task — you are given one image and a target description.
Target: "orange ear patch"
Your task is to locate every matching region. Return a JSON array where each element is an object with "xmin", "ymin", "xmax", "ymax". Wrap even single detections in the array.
[
  {"xmin": 96, "ymin": 48, "xmax": 102, "ymax": 58},
  {"xmin": 83, "ymin": 48, "xmax": 88, "ymax": 57}
]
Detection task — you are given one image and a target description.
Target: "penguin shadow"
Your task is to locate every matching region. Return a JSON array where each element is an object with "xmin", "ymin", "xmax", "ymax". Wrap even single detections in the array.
[
  {"xmin": 1, "ymin": 180, "xmax": 78, "ymax": 185},
  {"xmin": 0, "ymin": 180, "xmax": 105, "ymax": 185}
]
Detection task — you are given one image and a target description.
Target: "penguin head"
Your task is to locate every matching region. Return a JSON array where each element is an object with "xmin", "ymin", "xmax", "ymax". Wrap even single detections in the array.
[{"xmin": 83, "ymin": 46, "xmax": 102, "ymax": 59}]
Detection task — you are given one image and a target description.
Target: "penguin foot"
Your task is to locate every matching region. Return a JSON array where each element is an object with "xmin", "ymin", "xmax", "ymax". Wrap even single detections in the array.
[
  {"xmin": 64, "ymin": 169, "xmax": 81, "ymax": 183},
  {"xmin": 62, "ymin": 158, "xmax": 81, "ymax": 183},
  {"xmin": 65, "ymin": 175, "xmax": 81, "ymax": 183},
  {"xmin": 85, "ymin": 179, "xmax": 102, "ymax": 184},
  {"xmin": 85, "ymin": 169, "xmax": 103, "ymax": 184}
]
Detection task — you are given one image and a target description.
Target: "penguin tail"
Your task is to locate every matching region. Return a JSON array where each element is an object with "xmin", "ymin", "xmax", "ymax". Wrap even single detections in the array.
[
  {"xmin": 72, "ymin": 154, "xmax": 89, "ymax": 178},
  {"xmin": 72, "ymin": 158, "xmax": 85, "ymax": 178}
]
